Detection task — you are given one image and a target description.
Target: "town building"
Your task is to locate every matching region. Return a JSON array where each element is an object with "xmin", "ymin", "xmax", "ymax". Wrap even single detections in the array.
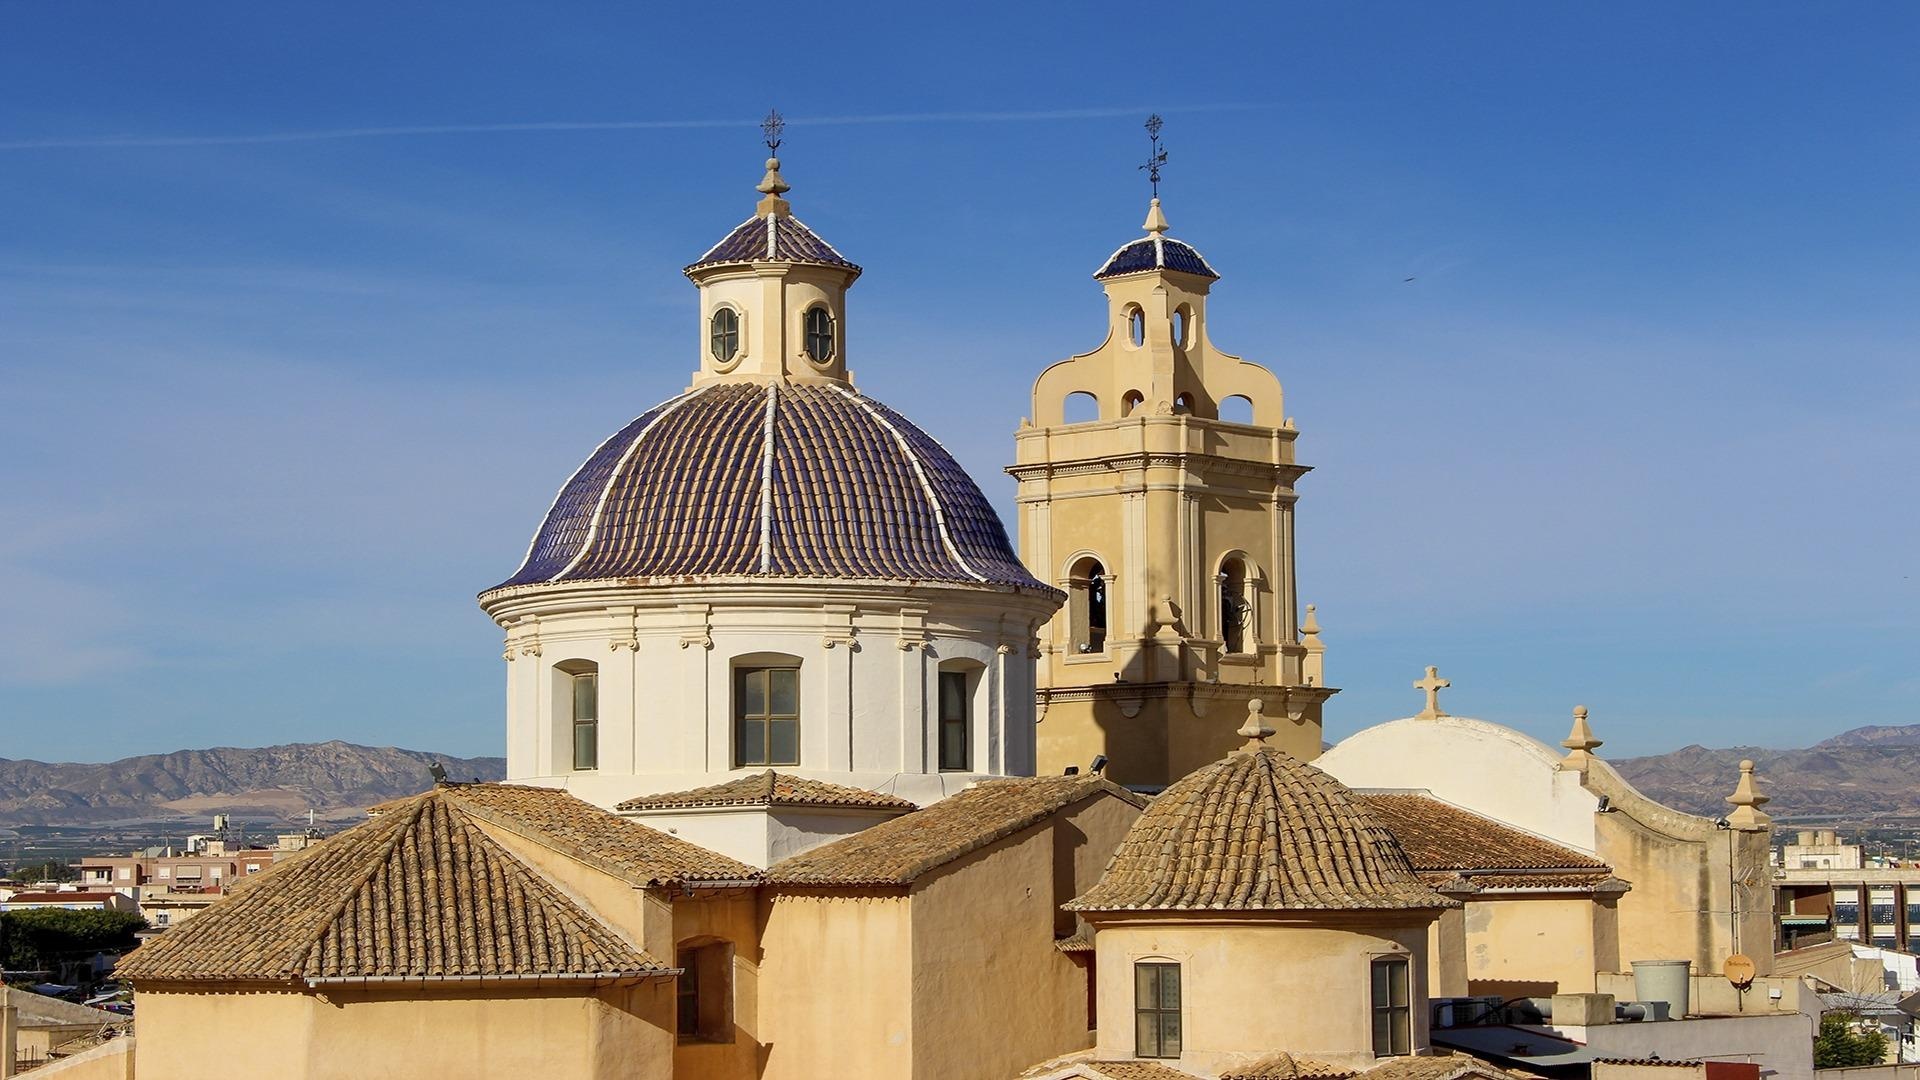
[
  {"xmin": 74, "ymin": 830, "xmax": 318, "ymax": 929},
  {"xmin": 1774, "ymin": 831, "xmax": 1920, "ymax": 950}
]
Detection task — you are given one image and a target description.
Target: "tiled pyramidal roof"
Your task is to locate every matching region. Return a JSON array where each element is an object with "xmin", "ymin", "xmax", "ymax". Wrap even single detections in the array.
[
  {"xmin": 1094, "ymin": 234, "xmax": 1218, "ymax": 281},
  {"xmin": 617, "ymin": 770, "xmax": 918, "ymax": 812},
  {"xmin": 684, "ymin": 212, "xmax": 862, "ymax": 279},
  {"xmin": 114, "ymin": 784, "xmax": 756, "ymax": 985},
  {"xmin": 1066, "ymin": 748, "xmax": 1454, "ymax": 913},
  {"xmin": 492, "ymin": 382, "xmax": 1050, "ymax": 592}
]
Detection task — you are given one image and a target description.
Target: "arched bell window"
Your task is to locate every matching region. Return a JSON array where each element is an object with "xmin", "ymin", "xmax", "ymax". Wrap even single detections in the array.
[
  {"xmin": 803, "ymin": 306, "xmax": 836, "ymax": 362},
  {"xmin": 709, "ymin": 307, "xmax": 741, "ymax": 363},
  {"xmin": 1217, "ymin": 556, "xmax": 1255, "ymax": 655},
  {"xmin": 1068, "ymin": 555, "xmax": 1109, "ymax": 654}
]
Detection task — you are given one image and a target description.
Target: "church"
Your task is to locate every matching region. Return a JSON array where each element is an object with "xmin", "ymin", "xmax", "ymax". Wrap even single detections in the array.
[{"xmin": 104, "ymin": 125, "xmax": 1778, "ymax": 1080}]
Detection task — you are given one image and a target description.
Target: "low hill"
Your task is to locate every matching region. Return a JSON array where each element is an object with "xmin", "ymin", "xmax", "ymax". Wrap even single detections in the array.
[
  {"xmin": 1612, "ymin": 724, "xmax": 1920, "ymax": 824},
  {"xmin": 0, "ymin": 741, "xmax": 505, "ymax": 826}
]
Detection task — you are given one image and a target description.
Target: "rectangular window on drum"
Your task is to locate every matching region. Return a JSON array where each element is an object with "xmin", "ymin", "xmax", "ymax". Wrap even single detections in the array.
[
  {"xmin": 571, "ymin": 670, "xmax": 598, "ymax": 771},
  {"xmin": 1371, "ymin": 956, "xmax": 1411, "ymax": 1056},
  {"xmin": 1134, "ymin": 961, "xmax": 1181, "ymax": 1059},
  {"xmin": 735, "ymin": 666, "xmax": 800, "ymax": 767},
  {"xmin": 938, "ymin": 670, "xmax": 969, "ymax": 771}
]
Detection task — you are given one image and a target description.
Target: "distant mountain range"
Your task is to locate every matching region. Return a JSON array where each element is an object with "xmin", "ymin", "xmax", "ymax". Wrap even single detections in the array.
[
  {"xmin": 1613, "ymin": 724, "xmax": 1920, "ymax": 825},
  {"xmin": 0, "ymin": 741, "xmax": 505, "ymax": 827},
  {"xmin": 1, "ymin": 724, "xmax": 1913, "ymax": 831}
]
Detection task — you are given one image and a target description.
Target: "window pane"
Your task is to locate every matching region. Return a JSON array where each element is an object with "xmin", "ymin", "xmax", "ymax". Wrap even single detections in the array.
[
  {"xmin": 770, "ymin": 668, "xmax": 798, "ymax": 715},
  {"xmin": 769, "ymin": 718, "xmax": 799, "ymax": 766},
  {"xmin": 574, "ymin": 721, "xmax": 597, "ymax": 771},
  {"xmin": 573, "ymin": 672, "xmax": 597, "ymax": 721},
  {"xmin": 1390, "ymin": 961, "xmax": 1409, "ymax": 1007},
  {"xmin": 1136, "ymin": 1012, "xmax": 1159, "ymax": 1057},
  {"xmin": 740, "ymin": 669, "xmax": 765, "ymax": 715},
  {"xmin": 1372, "ymin": 960, "xmax": 1391, "ymax": 1003},
  {"xmin": 1393, "ymin": 1008, "xmax": 1411, "ymax": 1055},
  {"xmin": 940, "ymin": 671, "xmax": 966, "ymax": 720},
  {"xmin": 1373, "ymin": 1011, "xmax": 1392, "ymax": 1056},
  {"xmin": 738, "ymin": 718, "xmax": 766, "ymax": 766},
  {"xmin": 1159, "ymin": 1011, "xmax": 1181, "ymax": 1056},
  {"xmin": 941, "ymin": 720, "xmax": 967, "ymax": 771},
  {"xmin": 1136, "ymin": 963, "xmax": 1158, "ymax": 1004},
  {"xmin": 1160, "ymin": 964, "xmax": 1181, "ymax": 1010}
]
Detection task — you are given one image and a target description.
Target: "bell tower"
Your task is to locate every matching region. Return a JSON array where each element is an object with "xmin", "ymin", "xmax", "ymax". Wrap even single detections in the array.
[{"xmin": 1009, "ymin": 119, "xmax": 1336, "ymax": 787}]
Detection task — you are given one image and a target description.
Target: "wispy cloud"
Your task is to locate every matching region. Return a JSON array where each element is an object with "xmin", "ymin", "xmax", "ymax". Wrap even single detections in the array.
[{"xmin": 0, "ymin": 103, "xmax": 1272, "ymax": 151}]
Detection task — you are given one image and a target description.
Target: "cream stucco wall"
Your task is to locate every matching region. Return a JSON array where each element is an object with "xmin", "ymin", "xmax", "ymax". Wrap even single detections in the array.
[
  {"xmin": 484, "ymin": 580, "xmax": 1055, "ymax": 810},
  {"xmin": 1087, "ymin": 915, "xmax": 1438, "ymax": 1075},
  {"xmin": 673, "ymin": 890, "xmax": 764, "ymax": 1080},
  {"xmin": 132, "ymin": 982, "xmax": 674, "ymax": 1080}
]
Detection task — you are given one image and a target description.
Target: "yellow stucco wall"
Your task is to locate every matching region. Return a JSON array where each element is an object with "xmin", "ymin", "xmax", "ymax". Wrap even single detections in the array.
[
  {"xmin": 132, "ymin": 982, "xmax": 673, "ymax": 1080},
  {"xmin": 908, "ymin": 792, "xmax": 1142, "ymax": 1079},
  {"xmin": 1089, "ymin": 916, "xmax": 1437, "ymax": 1076},
  {"xmin": 1461, "ymin": 895, "xmax": 1615, "ymax": 997},
  {"xmin": 756, "ymin": 891, "xmax": 914, "ymax": 1079},
  {"xmin": 1039, "ymin": 689, "xmax": 1322, "ymax": 790},
  {"xmin": 673, "ymin": 890, "xmax": 763, "ymax": 1080}
]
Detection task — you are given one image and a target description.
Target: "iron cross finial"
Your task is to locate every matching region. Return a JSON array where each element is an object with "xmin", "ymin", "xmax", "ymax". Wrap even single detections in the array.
[
  {"xmin": 1138, "ymin": 113, "xmax": 1167, "ymax": 198},
  {"xmin": 762, "ymin": 109, "xmax": 785, "ymax": 155}
]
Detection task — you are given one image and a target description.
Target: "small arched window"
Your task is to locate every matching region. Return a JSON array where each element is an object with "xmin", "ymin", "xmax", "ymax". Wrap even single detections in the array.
[
  {"xmin": 1220, "ymin": 394, "xmax": 1255, "ymax": 425},
  {"xmin": 1218, "ymin": 558, "xmax": 1250, "ymax": 654},
  {"xmin": 1127, "ymin": 306, "xmax": 1146, "ymax": 347},
  {"xmin": 1172, "ymin": 306, "xmax": 1188, "ymax": 347},
  {"xmin": 735, "ymin": 664, "xmax": 799, "ymax": 766},
  {"xmin": 1121, "ymin": 390, "xmax": 1144, "ymax": 417},
  {"xmin": 709, "ymin": 308, "xmax": 740, "ymax": 363},
  {"xmin": 556, "ymin": 660, "xmax": 598, "ymax": 771},
  {"xmin": 1069, "ymin": 556, "xmax": 1108, "ymax": 654},
  {"xmin": 677, "ymin": 938, "xmax": 734, "ymax": 1043},
  {"xmin": 803, "ymin": 306, "xmax": 836, "ymax": 363},
  {"xmin": 937, "ymin": 663, "xmax": 980, "ymax": 772},
  {"xmin": 1173, "ymin": 392, "xmax": 1196, "ymax": 415}
]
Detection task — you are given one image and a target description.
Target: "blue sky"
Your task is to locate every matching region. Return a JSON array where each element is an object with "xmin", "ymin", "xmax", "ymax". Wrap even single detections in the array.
[{"xmin": 1, "ymin": 3, "xmax": 1915, "ymax": 763}]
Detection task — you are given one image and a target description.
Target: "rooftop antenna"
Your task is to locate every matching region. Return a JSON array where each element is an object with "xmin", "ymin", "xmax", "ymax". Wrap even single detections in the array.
[{"xmin": 1139, "ymin": 113, "xmax": 1167, "ymax": 199}]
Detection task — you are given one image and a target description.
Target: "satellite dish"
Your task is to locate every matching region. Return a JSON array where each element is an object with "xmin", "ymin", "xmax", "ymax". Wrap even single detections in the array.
[{"xmin": 1724, "ymin": 953, "xmax": 1756, "ymax": 988}]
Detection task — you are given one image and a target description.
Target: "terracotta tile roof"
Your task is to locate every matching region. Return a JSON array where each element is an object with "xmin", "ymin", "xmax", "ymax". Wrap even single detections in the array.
[
  {"xmin": 1359, "ymin": 793, "xmax": 1609, "ymax": 874},
  {"xmin": 686, "ymin": 212, "xmax": 863, "ymax": 278},
  {"xmin": 1018, "ymin": 1058, "xmax": 1200, "ymax": 1080},
  {"xmin": 767, "ymin": 774, "xmax": 1146, "ymax": 887},
  {"xmin": 616, "ymin": 770, "xmax": 918, "ymax": 813},
  {"xmin": 1053, "ymin": 929, "xmax": 1095, "ymax": 953},
  {"xmin": 2, "ymin": 891, "xmax": 121, "ymax": 904},
  {"xmin": 1220, "ymin": 1053, "xmax": 1356, "ymax": 1080},
  {"xmin": 442, "ymin": 783, "xmax": 760, "ymax": 886},
  {"xmin": 115, "ymin": 789, "xmax": 666, "ymax": 984},
  {"xmin": 1067, "ymin": 748, "xmax": 1455, "ymax": 913},
  {"xmin": 1421, "ymin": 870, "xmax": 1620, "ymax": 893},
  {"xmin": 488, "ymin": 382, "xmax": 1052, "ymax": 594},
  {"xmin": 1354, "ymin": 1055, "xmax": 1516, "ymax": 1080}
]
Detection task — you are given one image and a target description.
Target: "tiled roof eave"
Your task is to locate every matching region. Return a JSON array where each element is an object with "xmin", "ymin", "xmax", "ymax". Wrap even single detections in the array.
[
  {"xmin": 300, "ymin": 968, "xmax": 673, "ymax": 987},
  {"xmin": 1064, "ymin": 897, "xmax": 1462, "ymax": 915},
  {"xmin": 683, "ymin": 256, "xmax": 864, "ymax": 281},
  {"xmin": 480, "ymin": 572, "xmax": 1062, "ymax": 604}
]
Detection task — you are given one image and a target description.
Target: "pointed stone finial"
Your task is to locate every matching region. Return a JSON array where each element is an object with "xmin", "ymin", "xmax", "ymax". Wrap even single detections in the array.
[
  {"xmin": 1413, "ymin": 665, "xmax": 1450, "ymax": 720},
  {"xmin": 1300, "ymin": 604, "xmax": 1326, "ymax": 688},
  {"xmin": 1236, "ymin": 698, "xmax": 1275, "ymax": 751},
  {"xmin": 756, "ymin": 156, "xmax": 792, "ymax": 217},
  {"xmin": 1144, "ymin": 197, "xmax": 1169, "ymax": 234},
  {"xmin": 1562, "ymin": 705, "xmax": 1603, "ymax": 772},
  {"xmin": 1726, "ymin": 758, "xmax": 1773, "ymax": 830}
]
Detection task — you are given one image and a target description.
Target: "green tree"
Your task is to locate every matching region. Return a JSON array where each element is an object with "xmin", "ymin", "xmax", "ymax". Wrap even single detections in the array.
[
  {"xmin": 6, "ymin": 860, "xmax": 77, "ymax": 884},
  {"xmin": 1814, "ymin": 1011, "xmax": 1890, "ymax": 1068},
  {"xmin": 0, "ymin": 909, "xmax": 148, "ymax": 976}
]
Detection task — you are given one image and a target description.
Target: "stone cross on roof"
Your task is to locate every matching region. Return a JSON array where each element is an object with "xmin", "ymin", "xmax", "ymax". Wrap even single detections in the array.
[{"xmin": 1414, "ymin": 665, "xmax": 1450, "ymax": 720}]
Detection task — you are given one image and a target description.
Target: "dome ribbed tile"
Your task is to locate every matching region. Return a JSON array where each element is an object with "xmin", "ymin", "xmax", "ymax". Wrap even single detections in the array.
[
  {"xmin": 488, "ymin": 382, "xmax": 1052, "ymax": 594},
  {"xmin": 683, "ymin": 214, "xmax": 862, "ymax": 278},
  {"xmin": 1065, "ymin": 748, "xmax": 1453, "ymax": 913},
  {"xmin": 1093, "ymin": 236, "xmax": 1219, "ymax": 281}
]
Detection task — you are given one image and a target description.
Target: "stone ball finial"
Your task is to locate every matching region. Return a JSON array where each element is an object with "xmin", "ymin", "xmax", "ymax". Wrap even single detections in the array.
[
  {"xmin": 757, "ymin": 157, "xmax": 791, "ymax": 196},
  {"xmin": 1726, "ymin": 757, "xmax": 1772, "ymax": 829},
  {"xmin": 1236, "ymin": 698, "xmax": 1275, "ymax": 751}
]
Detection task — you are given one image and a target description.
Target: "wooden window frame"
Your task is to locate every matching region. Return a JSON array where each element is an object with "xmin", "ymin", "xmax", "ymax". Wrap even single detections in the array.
[
  {"xmin": 1134, "ymin": 960, "xmax": 1181, "ymax": 1059},
  {"xmin": 937, "ymin": 669, "xmax": 970, "ymax": 772},
  {"xmin": 1370, "ymin": 955, "xmax": 1411, "ymax": 1057},
  {"xmin": 734, "ymin": 666, "xmax": 800, "ymax": 767}
]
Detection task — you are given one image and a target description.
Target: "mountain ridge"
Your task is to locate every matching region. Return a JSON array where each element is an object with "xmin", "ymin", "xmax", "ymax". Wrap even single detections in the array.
[
  {"xmin": 1612, "ymin": 723, "xmax": 1920, "ymax": 824},
  {"xmin": 0, "ymin": 740, "xmax": 505, "ymax": 826}
]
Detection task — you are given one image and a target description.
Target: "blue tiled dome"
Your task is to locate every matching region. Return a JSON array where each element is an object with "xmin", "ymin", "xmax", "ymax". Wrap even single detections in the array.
[
  {"xmin": 1094, "ymin": 235, "xmax": 1218, "ymax": 281},
  {"xmin": 490, "ymin": 382, "xmax": 1051, "ymax": 594}
]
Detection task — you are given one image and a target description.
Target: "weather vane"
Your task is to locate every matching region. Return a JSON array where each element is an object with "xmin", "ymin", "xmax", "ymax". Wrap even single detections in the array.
[
  {"xmin": 762, "ymin": 108, "xmax": 785, "ymax": 155},
  {"xmin": 1139, "ymin": 113, "xmax": 1167, "ymax": 198}
]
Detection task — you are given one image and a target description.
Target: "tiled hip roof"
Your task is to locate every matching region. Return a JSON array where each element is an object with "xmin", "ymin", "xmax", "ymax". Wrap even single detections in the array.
[
  {"xmin": 489, "ymin": 382, "xmax": 1053, "ymax": 594},
  {"xmin": 616, "ymin": 771, "xmax": 918, "ymax": 812}
]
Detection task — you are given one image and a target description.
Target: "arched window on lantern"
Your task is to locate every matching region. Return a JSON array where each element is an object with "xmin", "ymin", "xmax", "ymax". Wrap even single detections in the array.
[{"xmin": 1217, "ymin": 556, "xmax": 1252, "ymax": 655}]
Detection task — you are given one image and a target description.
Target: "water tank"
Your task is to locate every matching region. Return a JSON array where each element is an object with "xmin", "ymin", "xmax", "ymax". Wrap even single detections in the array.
[
  {"xmin": 1797, "ymin": 830, "xmax": 1816, "ymax": 846},
  {"xmin": 1630, "ymin": 960, "xmax": 1691, "ymax": 1020}
]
